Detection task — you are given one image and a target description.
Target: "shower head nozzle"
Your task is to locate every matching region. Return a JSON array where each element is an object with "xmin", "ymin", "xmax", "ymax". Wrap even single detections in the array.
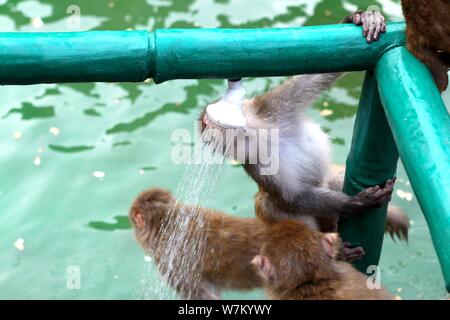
[{"xmin": 205, "ymin": 80, "xmax": 246, "ymax": 129}]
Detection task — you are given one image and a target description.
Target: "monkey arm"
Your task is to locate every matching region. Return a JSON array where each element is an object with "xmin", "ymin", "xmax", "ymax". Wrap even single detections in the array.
[
  {"xmin": 326, "ymin": 166, "xmax": 409, "ymax": 242},
  {"xmin": 291, "ymin": 182, "xmax": 394, "ymax": 219},
  {"xmin": 253, "ymin": 72, "xmax": 343, "ymax": 116},
  {"xmin": 250, "ymin": 10, "xmax": 387, "ymax": 123}
]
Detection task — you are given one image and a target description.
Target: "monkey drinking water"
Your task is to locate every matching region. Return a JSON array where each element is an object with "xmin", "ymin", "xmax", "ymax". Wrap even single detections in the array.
[{"xmin": 201, "ymin": 10, "xmax": 395, "ymax": 233}]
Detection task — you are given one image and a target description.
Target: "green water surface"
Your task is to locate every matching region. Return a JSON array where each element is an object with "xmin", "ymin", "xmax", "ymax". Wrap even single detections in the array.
[{"xmin": 0, "ymin": 0, "xmax": 449, "ymax": 299}]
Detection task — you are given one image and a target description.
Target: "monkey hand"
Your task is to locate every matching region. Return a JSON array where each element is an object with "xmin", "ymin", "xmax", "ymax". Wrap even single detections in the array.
[
  {"xmin": 343, "ymin": 178, "xmax": 396, "ymax": 215},
  {"xmin": 337, "ymin": 242, "xmax": 365, "ymax": 262},
  {"xmin": 342, "ymin": 10, "xmax": 386, "ymax": 43},
  {"xmin": 355, "ymin": 177, "xmax": 396, "ymax": 211}
]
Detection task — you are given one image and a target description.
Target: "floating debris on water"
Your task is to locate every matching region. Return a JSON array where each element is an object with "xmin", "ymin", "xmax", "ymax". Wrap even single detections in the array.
[
  {"xmin": 14, "ymin": 238, "xmax": 25, "ymax": 251},
  {"xmin": 396, "ymin": 189, "xmax": 413, "ymax": 201},
  {"xmin": 13, "ymin": 131, "xmax": 23, "ymax": 140},
  {"xmin": 33, "ymin": 156, "xmax": 41, "ymax": 166},
  {"xmin": 31, "ymin": 17, "xmax": 44, "ymax": 29},
  {"xmin": 320, "ymin": 109, "xmax": 333, "ymax": 117},
  {"xmin": 144, "ymin": 256, "xmax": 152, "ymax": 262},
  {"xmin": 49, "ymin": 127, "xmax": 60, "ymax": 136},
  {"xmin": 93, "ymin": 171, "xmax": 105, "ymax": 179}
]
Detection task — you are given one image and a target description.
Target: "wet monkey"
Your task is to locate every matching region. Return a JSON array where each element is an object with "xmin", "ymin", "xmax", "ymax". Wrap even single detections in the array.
[
  {"xmin": 130, "ymin": 188, "xmax": 408, "ymax": 299},
  {"xmin": 201, "ymin": 10, "xmax": 395, "ymax": 235},
  {"xmin": 252, "ymin": 220, "xmax": 394, "ymax": 300}
]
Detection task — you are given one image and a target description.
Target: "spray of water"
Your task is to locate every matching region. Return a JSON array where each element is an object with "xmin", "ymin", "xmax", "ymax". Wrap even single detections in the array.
[{"xmin": 134, "ymin": 124, "xmax": 230, "ymax": 299}]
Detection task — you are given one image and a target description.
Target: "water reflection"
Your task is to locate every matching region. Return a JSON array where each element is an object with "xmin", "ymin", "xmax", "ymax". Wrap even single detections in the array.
[
  {"xmin": 88, "ymin": 215, "xmax": 131, "ymax": 231},
  {"xmin": 5, "ymin": 102, "xmax": 55, "ymax": 120}
]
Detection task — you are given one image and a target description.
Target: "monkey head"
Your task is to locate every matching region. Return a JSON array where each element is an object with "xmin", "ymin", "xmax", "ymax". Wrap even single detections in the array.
[
  {"xmin": 251, "ymin": 220, "xmax": 341, "ymax": 292},
  {"xmin": 129, "ymin": 188, "xmax": 173, "ymax": 249}
]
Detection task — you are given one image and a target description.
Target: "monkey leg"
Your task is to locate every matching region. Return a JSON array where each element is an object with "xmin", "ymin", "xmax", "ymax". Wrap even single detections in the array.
[
  {"xmin": 385, "ymin": 205, "xmax": 410, "ymax": 242},
  {"xmin": 408, "ymin": 43, "xmax": 449, "ymax": 92}
]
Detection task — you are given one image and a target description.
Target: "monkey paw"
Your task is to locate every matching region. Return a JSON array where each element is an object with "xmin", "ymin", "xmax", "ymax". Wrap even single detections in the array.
[
  {"xmin": 337, "ymin": 242, "xmax": 365, "ymax": 262},
  {"xmin": 355, "ymin": 177, "xmax": 396, "ymax": 211},
  {"xmin": 352, "ymin": 10, "xmax": 386, "ymax": 43}
]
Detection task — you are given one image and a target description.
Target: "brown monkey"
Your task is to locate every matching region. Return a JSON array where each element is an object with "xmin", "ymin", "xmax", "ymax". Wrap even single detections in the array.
[
  {"xmin": 402, "ymin": 0, "xmax": 450, "ymax": 92},
  {"xmin": 201, "ymin": 10, "xmax": 395, "ymax": 237},
  {"xmin": 251, "ymin": 220, "xmax": 394, "ymax": 300},
  {"xmin": 130, "ymin": 188, "xmax": 408, "ymax": 299},
  {"xmin": 130, "ymin": 188, "xmax": 265, "ymax": 299}
]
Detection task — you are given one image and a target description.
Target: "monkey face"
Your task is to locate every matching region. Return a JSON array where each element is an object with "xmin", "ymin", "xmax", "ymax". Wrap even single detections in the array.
[
  {"xmin": 129, "ymin": 188, "xmax": 173, "ymax": 247},
  {"xmin": 200, "ymin": 105, "xmax": 280, "ymax": 178}
]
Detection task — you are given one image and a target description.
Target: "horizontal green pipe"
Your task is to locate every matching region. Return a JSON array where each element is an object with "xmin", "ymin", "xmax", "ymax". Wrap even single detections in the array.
[
  {"xmin": 0, "ymin": 31, "xmax": 151, "ymax": 84},
  {"xmin": 0, "ymin": 22, "xmax": 405, "ymax": 85},
  {"xmin": 153, "ymin": 22, "xmax": 404, "ymax": 83},
  {"xmin": 375, "ymin": 46, "xmax": 450, "ymax": 292}
]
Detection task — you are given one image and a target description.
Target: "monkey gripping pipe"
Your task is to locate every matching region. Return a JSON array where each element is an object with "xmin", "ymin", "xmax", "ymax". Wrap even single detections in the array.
[{"xmin": 0, "ymin": 22, "xmax": 449, "ymax": 291}]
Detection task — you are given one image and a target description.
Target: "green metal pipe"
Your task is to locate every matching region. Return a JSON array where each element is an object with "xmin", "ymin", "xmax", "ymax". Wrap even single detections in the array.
[
  {"xmin": 338, "ymin": 71, "xmax": 399, "ymax": 273},
  {"xmin": 375, "ymin": 46, "xmax": 450, "ymax": 292},
  {"xmin": 0, "ymin": 22, "xmax": 405, "ymax": 85},
  {"xmin": 0, "ymin": 31, "xmax": 151, "ymax": 84}
]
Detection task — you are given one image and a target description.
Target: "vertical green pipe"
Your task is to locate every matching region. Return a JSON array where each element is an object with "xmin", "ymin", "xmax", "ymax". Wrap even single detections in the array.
[
  {"xmin": 338, "ymin": 71, "xmax": 399, "ymax": 272},
  {"xmin": 375, "ymin": 46, "xmax": 450, "ymax": 292}
]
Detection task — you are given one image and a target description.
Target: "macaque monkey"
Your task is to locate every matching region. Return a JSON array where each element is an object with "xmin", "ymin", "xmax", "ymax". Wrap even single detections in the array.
[
  {"xmin": 402, "ymin": 0, "xmax": 450, "ymax": 92},
  {"xmin": 201, "ymin": 10, "xmax": 395, "ymax": 235},
  {"xmin": 251, "ymin": 220, "xmax": 394, "ymax": 300},
  {"xmin": 130, "ymin": 188, "xmax": 265, "ymax": 299},
  {"xmin": 130, "ymin": 188, "xmax": 408, "ymax": 299}
]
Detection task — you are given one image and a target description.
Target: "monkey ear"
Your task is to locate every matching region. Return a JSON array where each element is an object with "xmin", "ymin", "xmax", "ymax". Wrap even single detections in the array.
[
  {"xmin": 131, "ymin": 208, "xmax": 145, "ymax": 229},
  {"xmin": 321, "ymin": 233, "xmax": 339, "ymax": 258},
  {"xmin": 251, "ymin": 255, "xmax": 274, "ymax": 281}
]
